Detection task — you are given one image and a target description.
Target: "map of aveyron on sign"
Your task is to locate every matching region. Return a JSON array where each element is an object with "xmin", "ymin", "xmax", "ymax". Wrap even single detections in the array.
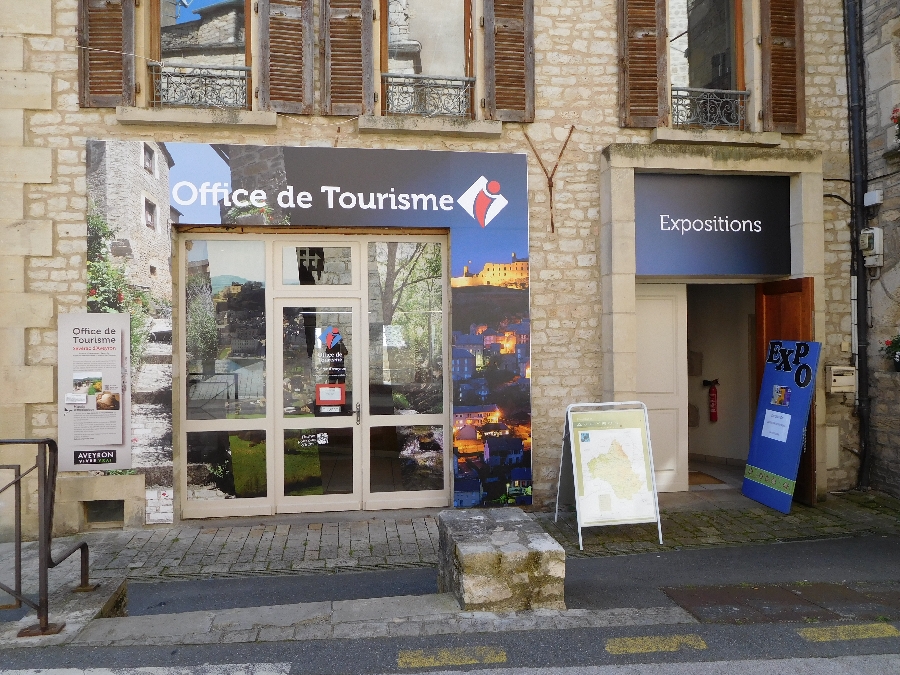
[{"xmin": 577, "ymin": 427, "xmax": 656, "ymax": 525}]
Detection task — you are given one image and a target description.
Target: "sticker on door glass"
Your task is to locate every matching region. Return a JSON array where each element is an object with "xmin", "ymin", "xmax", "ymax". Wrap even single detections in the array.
[
  {"xmin": 761, "ymin": 409, "xmax": 791, "ymax": 442},
  {"xmin": 319, "ymin": 326, "xmax": 347, "ymax": 382}
]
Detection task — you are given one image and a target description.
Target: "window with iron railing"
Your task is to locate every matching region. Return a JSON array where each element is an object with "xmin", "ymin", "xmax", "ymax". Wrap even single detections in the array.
[
  {"xmin": 381, "ymin": 0, "xmax": 474, "ymax": 118},
  {"xmin": 668, "ymin": 0, "xmax": 747, "ymax": 130},
  {"xmin": 150, "ymin": 0, "xmax": 251, "ymax": 110}
]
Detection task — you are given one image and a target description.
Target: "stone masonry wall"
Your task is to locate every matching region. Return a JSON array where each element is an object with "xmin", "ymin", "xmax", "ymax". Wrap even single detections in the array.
[
  {"xmin": 863, "ymin": 0, "xmax": 900, "ymax": 497},
  {"xmin": 0, "ymin": 0, "xmax": 860, "ymax": 523}
]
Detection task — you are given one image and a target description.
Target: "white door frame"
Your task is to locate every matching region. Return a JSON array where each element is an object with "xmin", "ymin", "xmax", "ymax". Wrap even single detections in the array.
[{"xmin": 175, "ymin": 232, "xmax": 452, "ymax": 519}]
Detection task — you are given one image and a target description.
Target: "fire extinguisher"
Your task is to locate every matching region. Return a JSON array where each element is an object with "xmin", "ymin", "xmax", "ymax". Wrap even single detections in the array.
[{"xmin": 703, "ymin": 379, "xmax": 719, "ymax": 422}]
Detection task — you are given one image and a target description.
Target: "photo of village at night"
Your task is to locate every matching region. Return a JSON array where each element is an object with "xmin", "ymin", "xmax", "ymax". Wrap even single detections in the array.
[{"xmin": 450, "ymin": 254, "xmax": 532, "ymax": 507}]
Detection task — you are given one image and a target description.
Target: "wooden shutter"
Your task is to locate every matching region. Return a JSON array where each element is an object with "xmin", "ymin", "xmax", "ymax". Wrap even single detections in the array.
[
  {"xmin": 322, "ymin": 0, "xmax": 374, "ymax": 116},
  {"xmin": 78, "ymin": 0, "xmax": 135, "ymax": 107},
  {"xmin": 761, "ymin": 0, "xmax": 805, "ymax": 133},
  {"xmin": 259, "ymin": 0, "xmax": 314, "ymax": 113},
  {"xmin": 618, "ymin": 0, "xmax": 666, "ymax": 127},
  {"xmin": 484, "ymin": 0, "xmax": 534, "ymax": 122}
]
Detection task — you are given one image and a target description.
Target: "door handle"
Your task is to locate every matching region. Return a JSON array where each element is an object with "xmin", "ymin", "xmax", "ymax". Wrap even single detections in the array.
[{"xmin": 355, "ymin": 402, "xmax": 361, "ymax": 425}]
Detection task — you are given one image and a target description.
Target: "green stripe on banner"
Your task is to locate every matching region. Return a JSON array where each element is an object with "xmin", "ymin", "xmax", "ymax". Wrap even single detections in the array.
[{"xmin": 744, "ymin": 464, "xmax": 796, "ymax": 495}]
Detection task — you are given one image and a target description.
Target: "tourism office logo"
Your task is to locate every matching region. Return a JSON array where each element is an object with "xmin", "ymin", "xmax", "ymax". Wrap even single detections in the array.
[{"xmin": 458, "ymin": 177, "xmax": 508, "ymax": 228}]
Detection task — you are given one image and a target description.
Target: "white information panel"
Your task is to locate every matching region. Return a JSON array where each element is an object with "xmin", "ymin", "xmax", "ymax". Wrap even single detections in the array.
[
  {"xmin": 58, "ymin": 313, "xmax": 132, "ymax": 471},
  {"xmin": 555, "ymin": 402, "xmax": 663, "ymax": 550}
]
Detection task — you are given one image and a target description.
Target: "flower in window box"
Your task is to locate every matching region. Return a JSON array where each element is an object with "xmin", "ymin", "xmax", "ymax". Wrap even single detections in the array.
[{"xmin": 892, "ymin": 106, "xmax": 900, "ymax": 141}]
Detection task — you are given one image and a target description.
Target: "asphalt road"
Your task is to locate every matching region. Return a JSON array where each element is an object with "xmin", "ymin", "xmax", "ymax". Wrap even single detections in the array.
[
  {"xmin": 123, "ymin": 534, "xmax": 900, "ymax": 615},
  {"xmin": 1, "ymin": 620, "xmax": 899, "ymax": 673}
]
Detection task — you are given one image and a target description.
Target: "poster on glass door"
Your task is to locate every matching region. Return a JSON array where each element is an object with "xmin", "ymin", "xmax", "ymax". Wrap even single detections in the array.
[{"xmin": 58, "ymin": 312, "xmax": 132, "ymax": 470}]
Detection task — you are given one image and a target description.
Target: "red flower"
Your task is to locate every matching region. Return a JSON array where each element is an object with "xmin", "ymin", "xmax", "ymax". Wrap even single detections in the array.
[
  {"xmin": 887, "ymin": 339, "xmax": 893, "ymax": 347},
  {"xmin": 89, "ymin": 288, "xmax": 97, "ymax": 296},
  {"xmin": 117, "ymin": 292, "xmax": 124, "ymax": 303}
]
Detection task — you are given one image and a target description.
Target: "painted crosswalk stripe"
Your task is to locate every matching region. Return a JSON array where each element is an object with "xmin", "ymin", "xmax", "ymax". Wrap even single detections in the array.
[
  {"xmin": 605, "ymin": 634, "xmax": 708, "ymax": 654},
  {"xmin": 798, "ymin": 623, "xmax": 900, "ymax": 642},
  {"xmin": 397, "ymin": 646, "xmax": 507, "ymax": 668}
]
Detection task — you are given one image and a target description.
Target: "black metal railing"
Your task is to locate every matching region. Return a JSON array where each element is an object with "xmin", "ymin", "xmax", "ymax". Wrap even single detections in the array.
[
  {"xmin": 0, "ymin": 439, "xmax": 97, "ymax": 637},
  {"xmin": 148, "ymin": 62, "xmax": 251, "ymax": 109},
  {"xmin": 382, "ymin": 73, "xmax": 475, "ymax": 118},
  {"xmin": 671, "ymin": 87, "xmax": 750, "ymax": 131}
]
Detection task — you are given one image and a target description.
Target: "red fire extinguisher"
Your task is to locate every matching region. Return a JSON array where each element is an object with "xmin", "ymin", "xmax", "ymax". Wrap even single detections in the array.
[{"xmin": 703, "ymin": 379, "xmax": 719, "ymax": 422}]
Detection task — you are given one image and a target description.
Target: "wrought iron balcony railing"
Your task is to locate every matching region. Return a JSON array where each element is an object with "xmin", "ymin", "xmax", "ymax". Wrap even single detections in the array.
[
  {"xmin": 671, "ymin": 87, "xmax": 750, "ymax": 131},
  {"xmin": 149, "ymin": 62, "xmax": 251, "ymax": 110},
  {"xmin": 382, "ymin": 73, "xmax": 475, "ymax": 118}
]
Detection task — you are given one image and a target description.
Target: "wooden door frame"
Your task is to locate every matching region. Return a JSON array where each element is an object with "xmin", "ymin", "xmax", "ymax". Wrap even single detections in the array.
[{"xmin": 755, "ymin": 276, "xmax": 816, "ymax": 506}]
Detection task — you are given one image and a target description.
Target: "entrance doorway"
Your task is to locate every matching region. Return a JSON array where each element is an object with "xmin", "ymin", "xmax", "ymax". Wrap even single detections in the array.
[
  {"xmin": 686, "ymin": 284, "xmax": 756, "ymax": 472},
  {"xmin": 178, "ymin": 234, "xmax": 451, "ymax": 518},
  {"xmin": 636, "ymin": 279, "xmax": 816, "ymax": 501}
]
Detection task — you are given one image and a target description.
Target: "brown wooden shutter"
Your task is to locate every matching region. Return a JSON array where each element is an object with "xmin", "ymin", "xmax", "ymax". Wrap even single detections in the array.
[
  {"xmin": 761, "ymin": 0, "xmax": 805, "ymax": 133},
  {"xmin": 259, "ymin": 0, "xmax": 314, "ymax": 113},
  {"xmin": 78, "ymin": 0, "xmax": 135, "ymax": 108},
  {"xmin": 618, "ymin": 0, "xmax": 666, "ymax": 127},
  {"xmin": 322, "ymin": 0, "xmax": 374, "ymax": 116},
  {"xmin": 484, "ymin": 0, "xmax": 534, "ymax": 123}
]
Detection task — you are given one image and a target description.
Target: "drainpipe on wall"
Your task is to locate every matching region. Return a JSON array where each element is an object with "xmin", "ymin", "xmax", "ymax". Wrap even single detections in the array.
[{"xmin": 843, "ymin": 0, "xmax": 873, "ymax": 487}]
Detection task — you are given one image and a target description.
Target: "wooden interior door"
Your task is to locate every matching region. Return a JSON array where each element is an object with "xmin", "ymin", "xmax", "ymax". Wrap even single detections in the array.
[
  {"xmin": 636, "ymin": 284, "xmax": 689, "ymax": 492},
  {"xmin": 755, "ymin": 278, "xmax": 816, "ymax": 505}
]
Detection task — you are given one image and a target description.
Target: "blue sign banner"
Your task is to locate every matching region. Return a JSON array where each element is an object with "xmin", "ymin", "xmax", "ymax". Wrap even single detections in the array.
[{"xmin": 742, "ymin": 340, "xmax": 821, "ymax": 513}]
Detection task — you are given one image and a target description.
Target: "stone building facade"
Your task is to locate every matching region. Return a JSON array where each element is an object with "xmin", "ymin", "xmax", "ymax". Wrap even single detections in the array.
[
  {"xmin": 0, "ymin": 0, "xmax": 870, "ymax": 535},
  {"xmin": 86, "ymin": 139, "xmax": 174, "ymax": 300},
  {"xmin": 863, "ymin": 0, "xmax": 900, "ymax": 497}
]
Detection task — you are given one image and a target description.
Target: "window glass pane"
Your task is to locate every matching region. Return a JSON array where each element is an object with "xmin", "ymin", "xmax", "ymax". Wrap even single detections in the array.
[
  {"xmin": 368, "ymin": 242, "xmax": 443, "ymax": 415},
  {"xmin": 669, "ymin": 0, "xmax": 737, "ymax": 90},
  {"xmin": 185, "ymin": 240, "xmax": 265, "ymax": 420},
  {"xmin": 370, "ymin": 425, "xmax": 444, "ymax": 492},
  {"xmin": 161, "ymin": 0, "xmax": 247, "ymax": 67},
  {"xmin": 284, "ymin": 428, "xmax": 354, "ymax": 495},
  {"xmin": 283, "ymin": 307, "xmax": 354, "ymax": 418},
  {"xmin": 187, "ymin": 430, "xmax": 267, "ymax": 499},
  {"xmin": 281, "ymin": 247, "xmax": 353, "ymax": 285},
  {"xmin": 387, "ymin": 0, "xmax": 465, "ymax": 76}
]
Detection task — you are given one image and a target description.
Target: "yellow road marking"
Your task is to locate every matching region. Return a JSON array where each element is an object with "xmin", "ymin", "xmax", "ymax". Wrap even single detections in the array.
[
  {"xmin": 397, "ymin": 646, "xmax": 507, "ymax": 668},
  {"xmin": 798, "ymin": 623, "xmax": 900, "ymax": 642},
  {"xmin": 605, "ymin": 634, "xmax": 707, "ymax": 654}
]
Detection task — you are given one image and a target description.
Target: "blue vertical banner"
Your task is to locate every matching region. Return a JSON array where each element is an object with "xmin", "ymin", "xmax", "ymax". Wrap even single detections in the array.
[{"xmin": 742, "ymin": 340, "xmax": 821, "ymax": 513}]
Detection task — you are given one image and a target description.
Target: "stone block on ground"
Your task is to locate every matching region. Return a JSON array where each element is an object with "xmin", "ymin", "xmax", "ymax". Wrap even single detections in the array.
[{"xmin": 437, "ymin": 508, "xmax": 565, "ymax": 611}]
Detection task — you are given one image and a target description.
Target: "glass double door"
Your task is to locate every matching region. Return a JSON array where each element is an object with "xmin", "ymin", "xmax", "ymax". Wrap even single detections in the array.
[{"xmin": 180, "ymin": 235, "xmax": 450, "ymax": 518}]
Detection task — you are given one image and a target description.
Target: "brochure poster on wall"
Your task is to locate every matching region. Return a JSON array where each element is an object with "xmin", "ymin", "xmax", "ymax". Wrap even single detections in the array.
[
  {"xmin": 742, "ymin": 340, "xmax": 821, "ymax": 513},
  {"xmin": 58, "ymin": 312, "xmax": 132, "ymax": 470}
]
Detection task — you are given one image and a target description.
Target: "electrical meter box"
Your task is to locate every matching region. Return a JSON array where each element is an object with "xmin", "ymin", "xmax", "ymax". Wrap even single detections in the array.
[
  {"xmin": 860, "ymin": 227, "xmax": 883, "ymax": 268},
  {"xmin": 825, "ymin": 365, "xmax": 856, "ymax": 394}
]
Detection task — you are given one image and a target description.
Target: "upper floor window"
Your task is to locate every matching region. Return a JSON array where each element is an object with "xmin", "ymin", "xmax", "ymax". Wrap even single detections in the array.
[
  {"xmin": 380, "ymin": 0, "xmax": 474, "ymax": 117},
  {"xmin": 143, "ymin": 143, "xmax": 156, "ymax": 174},
  {"xmin": 78, "ymin": 0, "xmax": 535, "ymax": 121},
  {"xmin": 618, "ymin": 0, "xmax": 805, "ymax": 133},
  {"xmin": 149, "ymin": 0, "xmax": 251, "ymax": 109},
  {"xmin": 145, "ymin": 198, "xmax": 158, "ymax": 229}
]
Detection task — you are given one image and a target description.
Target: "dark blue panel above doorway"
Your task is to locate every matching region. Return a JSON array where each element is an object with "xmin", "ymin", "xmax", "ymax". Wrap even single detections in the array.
[{"xmin": 635, "ymin": 173, "xmax": 791, "ymax": 276}]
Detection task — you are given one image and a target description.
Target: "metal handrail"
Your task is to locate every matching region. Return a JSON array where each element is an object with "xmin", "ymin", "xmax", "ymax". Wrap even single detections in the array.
[{"xmin": 0, "ymin": 438, "xmax": 97, "ymax": 637}]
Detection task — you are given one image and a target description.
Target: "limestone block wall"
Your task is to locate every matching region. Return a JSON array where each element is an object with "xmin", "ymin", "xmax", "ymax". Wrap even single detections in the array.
[
  {"xmin": 0, "ymin": 0, "xmax": 861, "ymax": 526},
  {"xmin": 863, "ymin": 0, "xmax": 900, "ymax": 497}
]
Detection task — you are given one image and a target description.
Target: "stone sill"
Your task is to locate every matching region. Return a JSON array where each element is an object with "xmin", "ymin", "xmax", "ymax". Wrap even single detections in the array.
[
  {"xmin": 116, "ymin": 106, "xmax": 278, "ymax": 128},
  {"xmin": 884, "ymin": 145, "xmax": 900, "ymax": 162},
  {"xmin": 651, "ymin": 127, "xmax": 782, "ymax": 147},
  {"xmin": 358, "ymin": 115, "xmax": 502, "ymax": 138}
]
